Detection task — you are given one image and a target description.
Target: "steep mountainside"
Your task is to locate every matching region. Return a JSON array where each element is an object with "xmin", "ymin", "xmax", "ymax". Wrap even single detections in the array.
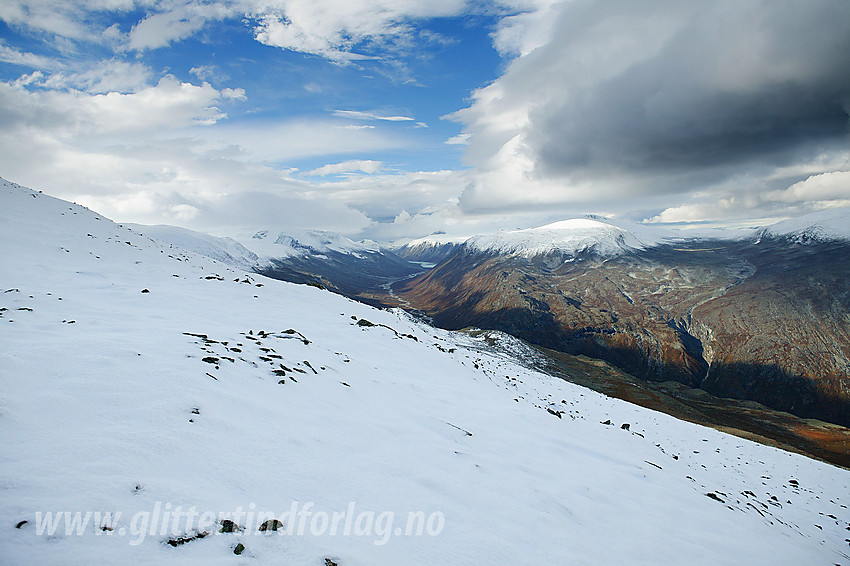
[
  {"xmin": 399, "ymin": 232, "xmax": 850, "ymax": 427},
  {"xmin": 130, "ymin": 225, "xmax": 427, "ymax": 303},
  {"xmin": 395, "ymin": 233, "xmax": 466, "ymax": 265},
  {"xmin": 3, "ymin": 179, "xmax": 849, "ymax": 564},
  {"xmin": 244, "ymin": 229, "xmax": 425, "ymax": 301}
]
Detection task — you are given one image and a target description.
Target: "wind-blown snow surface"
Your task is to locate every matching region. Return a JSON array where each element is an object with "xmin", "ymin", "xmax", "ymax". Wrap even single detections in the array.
[
  {"xmin": 1, "ymin": 178, "xmax": 848, "ymax": 566},
  {"xmin": 465, "ymin": 218, "xmax": 648, "ymax": 258}
]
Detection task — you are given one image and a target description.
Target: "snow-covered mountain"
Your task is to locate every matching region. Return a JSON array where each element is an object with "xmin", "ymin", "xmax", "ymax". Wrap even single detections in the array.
[
  {"xmin": 236, "ymin": 230, "xmax": 422, "ymax": 299},
  {"xmin": 758, "ymin": 207, "xmax": 850, "ymax": 243},
  {"xmin": 464, "ymin": 218, "xmax": 649, "ymax": 259},
  {"xmin": 123, "ymin": 225, "xmax": 424, "ymax": 298},
  {"xmin": 2, "ymin": 178, "xmax": 849, "ymax": 565},
  {"xmin": 238, "ymin": 229, "xmax": 384, "ymax": 263},
  {"xmin": 127, "ymin": 224, "xmax": 260, "ymax": 270},
  {"xmin": 395, "ymin": 233, "xmax": 468, "ymax": 266}
]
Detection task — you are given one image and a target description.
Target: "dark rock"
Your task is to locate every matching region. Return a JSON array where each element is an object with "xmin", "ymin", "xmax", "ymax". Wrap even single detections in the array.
[
  {"xmin": 15, "ymin": 520, "xmax": 27, "ymax": 529},
  {"xmin": 258, "ymin": 519, "xmax": 284, "ymax": 532},
  {"xmin": 621, "ymin": 423, "xmax": 630, "ymax": 431},
  {"xmin": 219, "ymin": 519, "xmax": 241, "ymax": 533},
  {"xmin": 166, "ymin": 530, "xmax": 209, "ymax": 546},
  {"xmin": 141, "ymin": 289, "xmax": 150, "ymax": 293},
  {"xmin": 234, "ymin": 543, "xmax": 245, "ymax": 555}
]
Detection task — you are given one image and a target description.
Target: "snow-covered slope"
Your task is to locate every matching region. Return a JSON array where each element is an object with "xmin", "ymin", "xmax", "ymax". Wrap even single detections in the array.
[
  {"xmin": 398, "ymin": 232, "xmax": 470, "ymax": 250},
  {"xmin": 395, "ymin": 233, "xmax": 468, "ymax": 265},
  {"xmin": 465, "ymin": 218, "xmax": 647, "ymax": 258},
  {"xmin": 1, "ymin": 178, "xmax": 848, "ymax": 565},
  {"xmin": 127, "ymin": 224, "xmax": 260, "ymax": 270},
  {"xmin": 759, "ymin": 207, "xmax": 850, "ymax": 243},
  {"xmin": 237, "ymin": 229, "xmax": 382, "ymax": 263}
]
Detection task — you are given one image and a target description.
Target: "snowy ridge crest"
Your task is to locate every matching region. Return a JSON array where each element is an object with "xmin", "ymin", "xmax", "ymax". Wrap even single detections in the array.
[
  {"xmin": 465, "ymin": 218, "xmax": 646, "ymax": 258},
  {"xmin": 128, "ymin": 224, "xmax": 260, "ymax": 270},
  {"xmin": 243, "ymin": 229, "xmax": 382, "ymax": 260},
  {"xmin": 759, "ymin": 208, "xmax": 850, "ymax": 244},
  {"xmin": 401, "ymin": 232, "xmax": 470, "ymax": 249}
]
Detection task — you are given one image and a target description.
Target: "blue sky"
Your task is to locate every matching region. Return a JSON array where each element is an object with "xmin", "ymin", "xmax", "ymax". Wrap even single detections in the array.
[{"xmin": 1, "ymin": 1, "xmax": 848, "ymax": 241}]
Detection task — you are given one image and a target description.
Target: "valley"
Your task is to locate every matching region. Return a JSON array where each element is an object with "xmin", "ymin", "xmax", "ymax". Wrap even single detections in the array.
[{"xmin": 251, "ymin": 221, "xmax": 850, "ymax": 466}]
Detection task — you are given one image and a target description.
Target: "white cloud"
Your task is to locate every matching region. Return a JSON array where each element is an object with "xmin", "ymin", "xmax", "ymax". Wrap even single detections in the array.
[
  {"xmin": 1, "ymin": 76, "xmax": 239, "ymax": 137},
  {"xmin": 763, "ymin": 171, "xmax": 850, "ymax": 205},
  {"xmin": 0, "ymin": 67, "xmax": 396, "ymax": 236},
  {"xmin": 332, "ymin": 109, "xmax": 415, "ymax": 122},
  {"xmin": 646, "ymin": 168, "xmax": 850, "ymax": 225},
  {"xmin": 189, "ymin": 64, "xmax": 229, "ymax": 83},
  {"xmin": 0, "ymin": 40, "xmax": 62, "ymax": 69},
  {"xmin": 207, "ymin": 118, "xmax": 409, "ymax": 162},
  {"xmin": 127, "ymin": 1, "xmax": 240, "ymax": 50},
  {"xmin": 306, "ymin": 160, "xmax": 383, "ymax": 176},
  {"xmin": 445, "ymin": 132, "xmax": 470, "ymax": 145},
  {"xmin": 33, "ymin": 60, "xmax": 153, "ymax": 93},
  {"xmin": 249, "ymin": 0, "xmax": 470, "ymax": 61},
  {"xmin": 0, "ymin": 0, "xmax": 97, "ymax": 41}
]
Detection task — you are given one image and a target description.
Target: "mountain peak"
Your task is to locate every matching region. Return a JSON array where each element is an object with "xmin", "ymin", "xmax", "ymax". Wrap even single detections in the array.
[{"xmin": 464, "ymin": 217, "xmax": 645, "ymax": 258}]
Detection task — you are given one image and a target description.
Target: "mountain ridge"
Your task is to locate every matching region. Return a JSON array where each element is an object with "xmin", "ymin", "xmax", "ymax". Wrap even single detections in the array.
[{"xmin": 397, "ymin": 236, "xmax": 850, "ymax": 427}]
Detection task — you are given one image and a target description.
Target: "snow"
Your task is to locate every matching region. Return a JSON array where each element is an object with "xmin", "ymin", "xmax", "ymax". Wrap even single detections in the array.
[
  {"xmin": 233, "ymin": 229, "xmax": 382, "ymax": 263},
  {"xmin": 760, "ymin": 207, "xmax": 850, "ymax": 243},
  {"xmin": 126, "ymin": 224, "xmax": 259, "ymax": 270},
  {"xmin": 396, "ymin": 232, "xmax": 470, "ymax": 249},
  {"xmin": 1, "ymin": 177, "xmax": 849, "ymax": 565},
  {"xmin": 465, "ymin": 218, "xmax": 647, "ymax": 258}
]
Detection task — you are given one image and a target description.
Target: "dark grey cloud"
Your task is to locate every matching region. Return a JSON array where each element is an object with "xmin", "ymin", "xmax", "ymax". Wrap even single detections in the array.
[
  {"xmin": 531, "ymin": 0, "xmax": 850, "ymax": 180},
  {"xmin": 455, "ymin": 0, "xmax": 850, "ymax": 221}
]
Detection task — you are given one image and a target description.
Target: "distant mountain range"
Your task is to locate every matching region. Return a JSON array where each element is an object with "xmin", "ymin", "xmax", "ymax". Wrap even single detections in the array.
[{"xmin": 397, "ymin": 211, "xmax": 850, "ymax": 427}]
